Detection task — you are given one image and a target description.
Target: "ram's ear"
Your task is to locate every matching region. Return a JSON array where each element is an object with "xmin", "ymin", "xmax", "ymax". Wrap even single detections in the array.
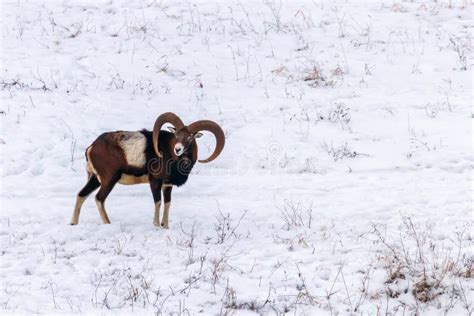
[
  {"xmin": 168, "ymin": 126, "xmax": 176, "ymax": 133},
  {"xmin": 193, "ymin": 132, "xmax": 203, "ymax": 139}
]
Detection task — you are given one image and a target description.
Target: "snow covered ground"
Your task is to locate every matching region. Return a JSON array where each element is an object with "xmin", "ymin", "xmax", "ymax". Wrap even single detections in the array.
[{"xmin": 1, "ymin": 0, "xmax": 472, "ymax": 314}]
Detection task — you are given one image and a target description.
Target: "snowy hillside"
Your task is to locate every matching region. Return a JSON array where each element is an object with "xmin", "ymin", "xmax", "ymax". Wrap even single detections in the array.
[{"xmin": 1, "ymin": 0, "xmax": 472, "ymax": 314}]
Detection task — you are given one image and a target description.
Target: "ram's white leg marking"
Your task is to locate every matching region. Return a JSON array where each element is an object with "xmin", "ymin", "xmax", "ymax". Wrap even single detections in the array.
[
  {"xmin": 70, "ymin": 196, "xmax": 86, "ymax": 225},
  {"xmin": 162, "ymin": 202, "xmax": 170, "ymax": 229},
  {"xmin": 153, "ymin": 201, "xmax": 161, "ymax": 227},
  {"xmin": 95, "ymin": 198, "xmax": 111, "ymax": 224}
]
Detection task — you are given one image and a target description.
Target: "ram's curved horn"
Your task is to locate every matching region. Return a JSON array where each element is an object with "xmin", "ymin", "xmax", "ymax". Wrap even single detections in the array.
[
  {"xmin": 152, "ymin": 112, "xmax": 184, "ymax": 158},
  {"xmin": 188, "ymin": 120, "xmax": 225, "ymax": 163}
]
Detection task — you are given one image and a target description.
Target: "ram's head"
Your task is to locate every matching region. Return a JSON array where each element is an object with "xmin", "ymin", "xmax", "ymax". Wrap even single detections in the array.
[{"xmin": 152, "ymin": 112, "xmax": 225, "ymax": 162}]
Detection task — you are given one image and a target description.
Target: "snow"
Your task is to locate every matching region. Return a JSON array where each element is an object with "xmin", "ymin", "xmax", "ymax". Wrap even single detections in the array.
[{"xmin": 1, "ymin": 0, "xmax": 472, "ymax": 314}]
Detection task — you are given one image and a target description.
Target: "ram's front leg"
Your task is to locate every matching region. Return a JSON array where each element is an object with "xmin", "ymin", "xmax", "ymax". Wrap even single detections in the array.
[
  {"xmin": 162, "ymin": 184, "xmax": 173, "ymax": 229},
  {"xmin": 149, "ymin": 178, "xmax": 162, "ymax": 227}
]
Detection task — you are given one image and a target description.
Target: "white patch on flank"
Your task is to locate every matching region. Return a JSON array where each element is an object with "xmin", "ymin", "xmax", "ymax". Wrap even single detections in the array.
[{"xmin": 119, "ymin": 132, "xmax": 147, "ymax": 167}]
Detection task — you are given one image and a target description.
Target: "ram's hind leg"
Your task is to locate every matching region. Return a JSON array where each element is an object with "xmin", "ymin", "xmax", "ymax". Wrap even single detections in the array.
[
  {"xmin": 70, "ymin": 175, "xmax": 100, "ymax": 225},
  {"xmin": 95, "ymin": 174, "xmax": 120, "ymax": 224},
  {"xmin": 162, "ymin": 185, "xmax": 173, "ymax": 229}
]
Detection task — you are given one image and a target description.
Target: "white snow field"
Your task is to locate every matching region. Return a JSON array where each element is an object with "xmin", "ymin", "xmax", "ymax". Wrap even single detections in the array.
[{"xmin": 1, "ymin": 0, "xmax": 472, "ymax": 314}]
